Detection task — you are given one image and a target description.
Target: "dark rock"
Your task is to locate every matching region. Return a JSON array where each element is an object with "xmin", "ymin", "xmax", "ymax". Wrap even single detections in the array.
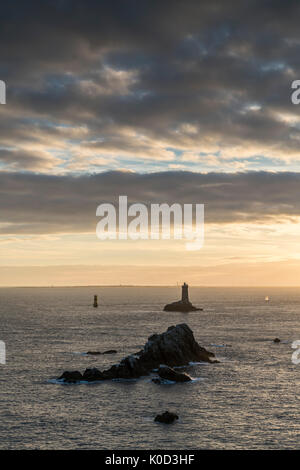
[
  {"xmin": 163, "ymin": 301, "xmax": 202, "ymax": 312},
  {"xmin": 58, "ymin": 370, "xmax": 83, "ymax": 383},
  {"xmin": 57, "ymin": 323, "xmax": 216, "ymax": 383},
  {"xmin": 154, "ymin": 411, "xmax": 179, "ymax": 424},
  {"xmin": 158, "ymin": 365, "xmax": 192, "ymax": 382},
  {"xmin": 100, "ymin": 323, "xmax": 217, "ymax": 379},
  {"xmin": 86, "ymin": 349, "xmax": 117, "ymax": 355},
  {"xmin": 103, "ymin": 354, "xmax": 149, "ymax": 380},
  {"xmin": 273, "ymin": 338, "xmax": 281, "ymax": 343},
  {"xmin": 82, "ymin": 368, "xmax": 105, "ymax": 381}
]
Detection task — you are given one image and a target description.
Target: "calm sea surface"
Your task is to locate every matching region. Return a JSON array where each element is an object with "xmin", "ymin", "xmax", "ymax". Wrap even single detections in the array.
[{"xmin": 0, "ymin": 286, "xmax": 299, "ymax": 449}]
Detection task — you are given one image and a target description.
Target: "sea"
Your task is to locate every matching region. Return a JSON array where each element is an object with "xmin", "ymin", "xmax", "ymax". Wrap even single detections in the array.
[{"xmin": 0, "ymin": 286, "xmax": 299, "ymax": 450}]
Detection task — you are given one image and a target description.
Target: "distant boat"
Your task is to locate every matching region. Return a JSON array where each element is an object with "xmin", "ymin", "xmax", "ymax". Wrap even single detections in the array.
[{"xmin": 265, "ymin": 296, "xmax": 269, "ymax": 302}]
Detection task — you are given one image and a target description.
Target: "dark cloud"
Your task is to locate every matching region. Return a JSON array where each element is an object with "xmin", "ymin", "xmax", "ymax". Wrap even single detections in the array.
[
  {"xmin": 0, "ymin": 148, "xmax": 57, "ymax": 170},
  {"xmin": 0, "ymin": 171, "xmax": 299, "ymax": 234},
  {"xmin": 1, "ymin": 0, "xmax": 300, "ymax": 172}
]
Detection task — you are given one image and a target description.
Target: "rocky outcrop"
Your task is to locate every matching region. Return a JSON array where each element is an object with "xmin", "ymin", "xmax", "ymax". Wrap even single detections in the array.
[
  {"xmin": 163, "ymin": 301, "xmax": 202, "ymax": 312},
  {"xmin": 157, "ymin": 365, "xmax": 192, "ymax": 382},
  {"xmin": 82, "ymin": 368, "xmax": 105, "ymax": 381},
  {"xmin": 154, "ymin": 411, "xmax": 179, "ymax": 424},
  {"xmin": 57, "ymin": 323, "xmax": 216, "ymax": 383},
  {"xmin": 58, "ymin": 370, "xmax": 83, "ymax": 383}
]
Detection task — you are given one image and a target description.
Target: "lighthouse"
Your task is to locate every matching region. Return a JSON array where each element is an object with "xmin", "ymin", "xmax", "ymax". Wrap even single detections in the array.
[
  {"xmin": 181, "ymin": 282, "xmax": 189, "ymax": 304},
  {"xmin": 163, "ymin": 281, "xmax": 202, "ymax": 312}
]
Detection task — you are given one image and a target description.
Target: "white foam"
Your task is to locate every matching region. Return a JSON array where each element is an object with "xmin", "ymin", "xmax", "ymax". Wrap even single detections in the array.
[
  {"xmin": 47, "ymin": 378, "xmax": 106, "ymax": 385},
  {"xmin": 47, "ymin": 378, "xmax": 75, "ymax": 385},
  {"xmin": 190, "ymin": 377, "xmax": 205, "ymax": 383},
  {"xmin": 111, "ymin": 377, "xmax": 139, "ymax": 382},
  {"xmin": 189, "ymin": 361, "xmax": 210, "ymax": 366},
  {"xmin": 150, "ymin": 376, "xmax": 205, "ymax": 385}
]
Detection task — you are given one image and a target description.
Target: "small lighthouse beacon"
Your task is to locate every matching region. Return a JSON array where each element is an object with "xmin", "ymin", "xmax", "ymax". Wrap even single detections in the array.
[{"xmin": 181, "ymin": 282, "xmax": 189, "ymax": 304}]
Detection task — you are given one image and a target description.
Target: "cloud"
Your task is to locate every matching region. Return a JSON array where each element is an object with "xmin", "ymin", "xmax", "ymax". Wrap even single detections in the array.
[
  {"xmin": 1, "ymin": 1, "xmax": 300, "ymax": 173},
  {"xmin": 0, "ymin": 170, "xmax": 300, "ymax": 234},
  {"xmin": 0, "ymin": 148, "xmax": 61, "ymax": 171}
]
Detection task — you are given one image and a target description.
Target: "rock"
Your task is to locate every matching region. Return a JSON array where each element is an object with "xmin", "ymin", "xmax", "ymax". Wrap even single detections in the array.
[
  {"xmin": 82, "ymin": 368, "xmax": 105, "ymax": 381},
  {"xmin": 86, "ymin": 349, "xmax": 117, "ymax": 355},
  {"xmin": 154, "ymin": 411, "xmax": 179, "ymax": 424},
  {"xmin": 273, "ymin": 338, "xmax": 281, "ymax": 343},
  {"xmin": 57, "ymin": 323, "xmax": 216, "ymax": 383},
  {"xmin": 142, "ymin": 323, "xmax": 216, "ymax": 365},
  {"xmin": 58, "ymin": 370, "xmax": 83, "ymax": 383},
  {"xmin": 102, "ymin": 354, "xmax": 149, "ymax": 380},
  {"xmin": 58, "ymin": 368, "xmax": 105, "ymax": 383},
  {"xmin": 163, "ymin": 301, "xmax": 202, "ymax": 312},
  {"xmin": 157, "ymin": 365, "xmax": 192, "ymax": 382},
  {"xmin": 103, "ymin": 323, "xmax": 218, "ymax": 379}
]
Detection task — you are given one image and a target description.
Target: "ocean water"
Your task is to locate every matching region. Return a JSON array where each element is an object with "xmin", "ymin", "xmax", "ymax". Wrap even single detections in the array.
[{"xmin": 0, "ymin": 286, "xmax": 299, "ymax": 450}]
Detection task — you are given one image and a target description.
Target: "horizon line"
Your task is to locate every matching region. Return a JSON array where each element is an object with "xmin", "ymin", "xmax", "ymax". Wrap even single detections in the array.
[{"xmin": 1, "ymin": 284, "xmax": 300, "ymax": 289}]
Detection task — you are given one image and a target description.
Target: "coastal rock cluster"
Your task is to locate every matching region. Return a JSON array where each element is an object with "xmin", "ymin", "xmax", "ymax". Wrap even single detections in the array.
[{"xmin": 58, "ymin": 323, "xmax": 217, "ymax": 383}]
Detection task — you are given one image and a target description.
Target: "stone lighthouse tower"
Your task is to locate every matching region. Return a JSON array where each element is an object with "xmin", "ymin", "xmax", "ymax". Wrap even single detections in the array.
[
  {"xmin": 163, "ymin": 281, "xmax": 202, "ymax": 312},
  {"xmin": 181, "ymin": 282, "xmax": 189, "ymax": 304}
]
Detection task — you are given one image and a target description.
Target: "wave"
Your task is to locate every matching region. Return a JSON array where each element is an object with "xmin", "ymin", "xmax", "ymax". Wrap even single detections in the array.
[{"xmin": 149, "ymin": 376, "xmax": 204, "ymax": 385}]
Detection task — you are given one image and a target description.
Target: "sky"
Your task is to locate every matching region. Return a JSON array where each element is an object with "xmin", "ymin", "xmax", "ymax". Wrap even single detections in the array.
[{"xmin": 1, "ymin": 0, "xmax": 300, "ymax": 286}]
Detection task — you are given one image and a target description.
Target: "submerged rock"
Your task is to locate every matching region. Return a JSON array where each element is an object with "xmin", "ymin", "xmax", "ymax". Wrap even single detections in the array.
[
  {"xmin": 157, "ymin": 365, "xmax": 192, "ymax": 382},
  {"xmin": 154, "ymin": 411, "xmax": 179, "ymax": 424},
  {"xmin": 57, "ymin": 323, "xmax": 216, "ymax": 383},
  {"xmin": 86, "ymin": 349, "xmax": 117, "ymax": 355}
]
